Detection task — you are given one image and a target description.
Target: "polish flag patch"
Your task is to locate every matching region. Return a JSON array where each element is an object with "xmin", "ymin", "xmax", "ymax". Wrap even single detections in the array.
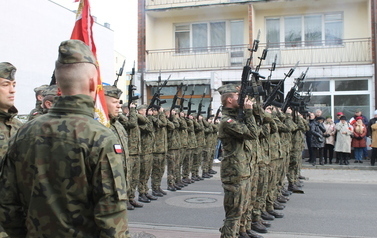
[
  {"xmin": 227, "ymin": 119, "xmax": 233, "ymax": 123},
  {"xmin": 114, "ymin": 144, "xmax": 123, "ymax": 154}
]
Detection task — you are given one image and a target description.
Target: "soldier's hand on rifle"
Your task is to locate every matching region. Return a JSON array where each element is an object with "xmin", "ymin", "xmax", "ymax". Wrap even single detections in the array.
[
  {"xmin": 159, "ymin": 107, "xmax": 164, "ymax": 113},
  {"xmin": 130, "ymin": 103, "xmax": 137, "ymax": 108},
  {"xmin": 286, "ymin": 107, "xmax": 292, "ymax": 114},
  {"xmin": 244, "ymin": 98, "xmax": 253, "ymax": 110},
  {"xmin": 147, "ymin": 109, "xmax": 154, "ymax": 116}
]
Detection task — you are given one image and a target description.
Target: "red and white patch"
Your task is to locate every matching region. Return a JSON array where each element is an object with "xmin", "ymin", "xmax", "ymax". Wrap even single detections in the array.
[
  {"xmin": 114, "ymin": 144, "xmax": 123, "ymax": 154},
  {"xmin": 33, "ymin": 112, "xmax": 39, "ymax": 116},
  {"xmin": 227, "ymin": 119, "xmax": 233, "ymax": 123}
]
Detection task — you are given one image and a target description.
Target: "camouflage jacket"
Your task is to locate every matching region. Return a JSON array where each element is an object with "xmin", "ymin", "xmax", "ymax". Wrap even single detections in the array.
[
  {"xmin": 122, "ymin": 108, "xmax": 141, "ymax": 156},
  {"xmin": 218, "ymin": 108, "xmax": 257, "ymax": 184},
  {"xmin": 0, "ymin": 106, "xmax": 22, "ymax": 163},
  {"xmin": 27, "ymin": 101, "xmax": 43, "ymax": 121},
  {"xmin": 151, "ymin": 112, "xmax": 168, "ymax": 154},
  {"xmin": 185, "ymin": 117, "xmax": 197, "ymax": 149},
  {"xmin": 195, "ymin": 119, "xmax": 205, "ymax": 147},
  {"xmin": 202, "ymin": 119, "xmax": 213, "ymax": 148},
  {"xmin": 139, "ymin": 115, "xmax": 154, "ymax": 155},
  {"xmin": 0, "ymin": 95, "xmax": 129, "ymax": 238},
  {"xmin": 178, "ymin": 116, "xmax": 188, "ymax": 148},
  {"xmin": 166, "ymin": 114, "xmax": 181, "ymax": 150}
]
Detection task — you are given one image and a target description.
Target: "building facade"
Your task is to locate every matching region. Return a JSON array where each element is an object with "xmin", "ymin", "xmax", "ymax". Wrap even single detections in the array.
[{"xmin": 138, "ymin": 0, "xmax": 376, "ymax": 119}]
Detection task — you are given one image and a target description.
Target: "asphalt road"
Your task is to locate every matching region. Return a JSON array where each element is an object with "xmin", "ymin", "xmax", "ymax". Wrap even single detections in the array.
[{"xmin": 129, "ymin": 164, "xmax": 377, "ymax": 238}]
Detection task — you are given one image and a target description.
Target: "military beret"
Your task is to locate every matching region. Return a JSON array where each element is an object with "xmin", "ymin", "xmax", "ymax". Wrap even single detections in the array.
[
  {"xmin": 104, "ymin": 85, "xmax": 123, "ymax": 99},
  {"xmin": 34, "ymin": 84, "xmax": 49, "ymax": 93},
  {"xmin": 137, "ymin": 104, "xmax": 148, "ymax": 110},
  {"xmin": 0, "ymin": 62, "xmax": 16, "ymax": 81},
  {"xmin": 43, "ymin": 85, "xmax": 58, "ymax": 96},
  {"xmin": 217, "ymin": 84, "xmax": 239, "ymax": 95},
  {"xmin": 58, "ymin": 40, "xmax": 97, "ymax": 66}
]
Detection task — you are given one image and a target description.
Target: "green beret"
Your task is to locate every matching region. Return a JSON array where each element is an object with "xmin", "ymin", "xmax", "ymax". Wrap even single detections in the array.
[
  {"xmin": 58, "ymin": 40, "xmax": 97, "ymax": 66},
  {"xmin": 0, "ymin": 62, "xmax": 16, "ymax": 81},
  {"xmin": 137, "ymin": 104, "xmax": 148, "ymax": 110},
  {"xmin": 104, "ymin": 85, "xmax": 123, "ymax": 99},
  {"xmin": 43, "ymin": 85, "xmax": 58, "ymax": 96},
  {"xmin": 34, "ymin": 84, "xmax": 49, "ymax": 93},
  {"xmin": 217, "ymin": 84, "xmax": 238, "ymax": 95}
]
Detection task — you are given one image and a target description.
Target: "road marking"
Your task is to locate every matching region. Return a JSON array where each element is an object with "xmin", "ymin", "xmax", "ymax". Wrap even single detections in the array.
[{"xmin": 176, "ymin": 190, "xmax": 222, "ymax": 195}]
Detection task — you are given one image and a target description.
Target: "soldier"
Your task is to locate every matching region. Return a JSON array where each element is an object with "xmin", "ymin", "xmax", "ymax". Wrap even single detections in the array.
[
  {"xmin": 0, "ymin": 40, "xmax": 129, "ymax": 237},
  {"xmin": 0, "ymin": 62, "xmax": 23, "ymax": 238},
  {"xmin": 137, "ymin": 105, "xmax": 157, "ymax": 202},
  {"xmin": 40, "ymin": 85, "xmax": 58, "ymax": 115},
  {"xmin": 150, "ymin": 107, "xmax": 168, "ymax": 197},
  {"xmin": 182, "ymin": 113, "xmax": 197, "ymax": 184},
  {"xmin": 176, "ymin": 110, "xmax": 189, "ymax": 187},
  {"xmin": 201, "ymin": 115, "xmax": 214, "ymax": 178},
  {"xmin": 217, "ymin": 84, "xmax": 258, "ymax": 238},
  {"xmin": 27, "ymin": 84, "xmax": 48, "ymax": 121},
  {"xmin": 104, "ymin": 85, "xmax": 132, "ymax": 210}
]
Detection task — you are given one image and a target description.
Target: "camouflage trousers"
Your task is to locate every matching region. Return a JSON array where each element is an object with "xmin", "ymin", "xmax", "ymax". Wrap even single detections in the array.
[
  {"xmin": 191, "ymin": 146, "xmax": 203, "ymax": 177},
  {"xmin": 220, "ymin": 179, "xmax": 251, "ymax": 238},
  {"xmin": 201, "ymin": 148, "xmax": 211, "ymax": 174},
  {"xmin": 277, "ymin": 155, "xmax": 288, "ymax": 195},
  {"xmin": 252, "ymin": 163, "xmax": 268, "ymax": 222},
  {"xmin": 175, "ymin": 148, "xmax": 187, "ymax": 183},
  {"xmin": 128, "ymin": 155, "xmax": 140, "ymax": 200},
  {"xmin": 138, "ymin": 153, "xmax": 153, "ymax": 194},
  {"xmin": 182, "ymin": 149, "xmax": 194, "ymax": 179},
  {"xmin": 151, "ymin": 153, "xmax": 166, "ymax": 191},
  {"xmin": 166, "ymin": 149, "xmax": 179, "ymax": 186},
  {"xmin": 244, "ymin": 163, "xmax": 258, "ymax": 231},
  {"xmin": 287, "ymin": 149, "xmax": 302, "ymax": 184},
  {"xmin": 266, "ymin": 160, "xmax": 278, "ymax": 211}
]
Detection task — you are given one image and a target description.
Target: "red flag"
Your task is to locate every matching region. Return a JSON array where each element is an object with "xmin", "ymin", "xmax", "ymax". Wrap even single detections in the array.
[{"xmin": 71, "ymin": 0, "xmax": 110, "ymax": 127}]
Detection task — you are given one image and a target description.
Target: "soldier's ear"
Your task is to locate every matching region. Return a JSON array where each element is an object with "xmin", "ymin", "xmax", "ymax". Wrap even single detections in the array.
[{"xmin": 89, "ymin": 78, "xmax": 96, "ymax": 93}]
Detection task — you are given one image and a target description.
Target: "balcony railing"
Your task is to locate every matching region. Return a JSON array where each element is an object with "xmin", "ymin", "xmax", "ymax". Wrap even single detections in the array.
[
  {"xmin": 145, "ymin": 38, "xmax": 372, "ymax": 72},
  {"xmin": 146, "ymin": 0, "xmax": 253, "ymax": 9}
]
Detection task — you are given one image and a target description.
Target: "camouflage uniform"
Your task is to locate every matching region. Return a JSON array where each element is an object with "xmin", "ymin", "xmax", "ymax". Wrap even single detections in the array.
[
  {"xmin": 219, "ymin": 107, "xmax": 258, "ymax": 238},
  {"xmin": 201, "ymin": 118, "xmax": 213, "ymax": 176},
  {"xmin": 138, "ymin": 112, "xmax": 155, "ymax": 195},
  {"xmin": 192, "ymin": 117, "xmax": 205, "ymax": 178},
  {"xmin": 0, "ymin": 94, "xmax": 129, "ymax": 237},
  {"xmin": 151, "ymin": 111, "xmax": 168, "ymax": 192},
  {"xmin": 166, "ymin": 114, "xmax": 181, "ymax": 187},
  {"xmin": 27, "ymin": 85, "xmax": 48, "ymax": 121},
  {"xmin": 176, "ymin": 114, "xmax": 188, "ymax": 185},
  {"xmin": 182, "ymin": 117, "xmax": 197, "ymax": 181}
]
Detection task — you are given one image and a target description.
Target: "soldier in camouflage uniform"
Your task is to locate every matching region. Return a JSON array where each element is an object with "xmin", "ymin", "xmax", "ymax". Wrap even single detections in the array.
[
  {"xmin": 27, "ymin": 84, "xmax": 48, "ymax": 121},
  {"xmin": 176, "ymin": 110, "xmax": 189, "ymax": 187},
  {"xmin": 192, "ymin": 114, "xmax": 205, "ymax": 180},
  {"xmin": 137, "ymin": 105, "xmax": 158, "ymax": 203},
  {"xmin": 0, "ymin": 62, "xmax": 23, "ymax": 238},
  {"xmin": 0, "ymin": 40, "xmax": 129, "ymax": 237},
  {"xmin": 201, "ymin": 116, "xmax": 213, "ymax": 178},
  {"xmin": 150, "ymin": 107, "xmax": 168, "ymax": 197},
  {"xmin": 182, "ymin": 113, "xmax": 197, "ymax": 184},
  {"xmin": 165, "ymin": 109, "xmax": 181, "ymax": 191},
  {"xmin": 217, "ymin": 84, "xmax": 258, "ymax": 238}
]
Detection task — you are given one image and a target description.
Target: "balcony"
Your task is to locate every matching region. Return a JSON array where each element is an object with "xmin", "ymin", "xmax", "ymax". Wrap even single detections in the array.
[
  {"xmin": 145, "ymin": 0, "xmax": 255, "ymax": 10},
  {"xmin": 145, "ymin": 38, "xmax": 372, "ymax": 72}
]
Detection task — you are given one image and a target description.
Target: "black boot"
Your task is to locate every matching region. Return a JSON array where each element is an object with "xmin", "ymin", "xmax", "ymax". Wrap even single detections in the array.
[
  {"xmin": 320, "ymin": 158, "xmax": 324, "ymax": 166},
  {"xmin": 339, "ymin": 158, "xmax": 344, "ymax": 165},
  {"xmin": 324, "ymin": 158, "xmax": 328, "ymax": 164}
]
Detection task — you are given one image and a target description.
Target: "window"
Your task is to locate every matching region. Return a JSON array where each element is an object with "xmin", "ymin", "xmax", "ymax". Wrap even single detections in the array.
[
  {"xmin": 266, "ymin": 12, "xmax": 343, "ymax": 48},
  {"xmin": 175, "ymin": 20, "xmax": 244, "ymax": 53}
]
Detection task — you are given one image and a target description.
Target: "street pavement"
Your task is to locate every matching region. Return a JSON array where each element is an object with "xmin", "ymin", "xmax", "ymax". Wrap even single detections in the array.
[{"xmin": 129, "ymin": 159, "xmax": 377, "ymax": 238}]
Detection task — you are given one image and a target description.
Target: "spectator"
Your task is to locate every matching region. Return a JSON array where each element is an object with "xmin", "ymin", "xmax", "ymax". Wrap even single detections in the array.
[
  {"xmin": 314, "ymin": 109, "xmax": 322, "ymax": 118},
  {"xmin": 305, "ymin": 112, "xmax": 315, "ymax": 163},
  {"xmin": 309, "ymin": 115, "xmax": 326, "ymax": 166},
  {"xmin": 334, "ymin": 112, "xmax": 344, "ymax": 124},
  {"xmin": 349, "ymin": 109, "xmax": 369, "ymax": 160},
  {"xmin": 323, "ymin": 116, "xmax": 336, "ymax": 164},
  {"xmin": 335, "ymin": 116, "xmax": 353, "ymax": 165},
  {"xmin": 351, "ymin": 117, "xmax": 367, "ymax": 163}
]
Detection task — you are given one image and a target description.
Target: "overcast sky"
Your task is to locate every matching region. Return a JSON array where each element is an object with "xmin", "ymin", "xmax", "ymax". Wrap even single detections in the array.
[{"xmin": 51, "ymin": 0, "xmax": 138, "ymax": 69}]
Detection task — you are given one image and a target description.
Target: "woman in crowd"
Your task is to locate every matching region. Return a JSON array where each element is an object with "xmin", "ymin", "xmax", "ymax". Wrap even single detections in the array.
[
  {"xmin": 309, "ymin": 115, "xmax": 326, "ymax": 166},
  {"xmin": 323, "ymin": 116, "xmax": 336, "ymax": 164},
  {"xmin": 351, "ymin": 116, "xmax": 367, "ymax": 163},
  {"xmin": 334, "ymin": 116, "xmax": 353, "ymax": 165}
]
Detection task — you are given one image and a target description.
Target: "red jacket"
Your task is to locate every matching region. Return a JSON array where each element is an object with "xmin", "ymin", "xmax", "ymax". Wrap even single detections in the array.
[{"xmin": 351, "ymin": 124, "xmax": 367, "ymax": 148}]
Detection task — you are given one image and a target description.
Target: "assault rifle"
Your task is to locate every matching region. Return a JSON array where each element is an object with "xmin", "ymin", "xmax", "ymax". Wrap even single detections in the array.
[
  {"xmin": 263, "ymin": 61, "xmax": 298, "ymax": 109},
  {"xmin": 147, "ymin": 75, "xmax": 170, "ymax": 113},
  {"xmin": 197, "ymin": 87, "xmax": 207, "ymax": 119},
  {"xmin": 250, "ymin": 39, "xmax": 267, "ymax": 105},
  {"xmin": 127, "ymin": 61, "xmax": 140, "ymax": 108},
  {"xmin": 170, "ymin": 82, "xmax": 184, "ymax": 118},
  {"xmin": 214, "ymin": 106, "xmax": 222, "ymax": 122},
  {"xmin": 237, "ymin": 30, "xmax": 261, "ymax": 121},
  {"xmin": 263, "ymin": 54, "xmax": 277, "ymax": 98},
  {"xmin": 281, "ymin": 67, "xmax": 309, "ymax": 113},
  {"xmin": 114, "ymin": 60, "xmax": 125, "ymax": 87},
  {"xmin": 179, "ymin": 82, "xmax": 188, "ymax": 112},
  {"xmin": 206, "ymin": 97, "xmax": 214, "ymax": 120},
  {"xmin": 187, "ymin": 85, "xmax": 196, "ymax": 117}
]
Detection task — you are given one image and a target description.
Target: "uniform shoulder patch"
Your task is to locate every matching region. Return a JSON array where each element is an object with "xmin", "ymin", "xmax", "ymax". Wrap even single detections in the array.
[
  {"xmin": 113, "ymin": 144, "xmax": 123, "ymax": 154},
  {"xmin": 32, "ymin": 112, "xmax": 39, "ymax": 116},
  {"xmin": 227, "ymin": 119, "xmax": 234, "ymax": 123}
]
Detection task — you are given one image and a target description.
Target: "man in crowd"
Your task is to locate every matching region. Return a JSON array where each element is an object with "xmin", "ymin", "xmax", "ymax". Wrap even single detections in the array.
[{"xmin": 0, "ymin": 40, "xmax": 129, "ymax": 237}]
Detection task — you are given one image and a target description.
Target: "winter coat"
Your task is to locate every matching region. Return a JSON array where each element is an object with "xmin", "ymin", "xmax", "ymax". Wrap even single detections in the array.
[
  {"xmin": 310, "ymin": 120, "xmax": 325, "ymax": 148},
  {"xmin": 323, "ymin": 121, "xmax": 336, "ymax": 146},
  {"xmin": 334, "ymin": 121, "xmax": 353, "ymax": 153},
  {"xmin": 351, "ymin": 123, "xmax": 367, "ymax": 148},
  {"xmin": 370, "ymin": 123, "xmax": 377, "ymax": 148}
]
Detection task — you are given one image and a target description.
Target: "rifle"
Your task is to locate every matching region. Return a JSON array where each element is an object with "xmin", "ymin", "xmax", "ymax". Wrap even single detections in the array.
[
  {"xmin": 214, "ymin": 106, "xmax": 222, "ymax": 122},
  {"xmin": 170, "ymin": 82, "xmax": 184, "ymax": 118},
  {"xmin": 128, "ymin": 61, "xmax": 140, "ymax": 108},
  {"xmin": 187, "ymin": 85, "xmax": 196, "ymax": 117},
  {"xmin": 206, "ymin": 97, "xmax": 214, "ymax": 120},
  {"xmin": 263, "ymin": 61, "xmax": 298, "ymax": 109},
  {"xmin": 237, "ymin": 30, "xmax": 261, "ymax": 121},
  {"xmin": 197, "ymin": 87, "xmax": 207, "ymax": 120},
  {"xmin": 179, "ymin": 82, "xmax": 188, "ymax": 112},
  {"xmin": 264, "ymin": 54, "xmax": 277, "ymax": 98},
  {"xmin": 281, "ymin": 67, "xmax": 309, "ymax": 113},
  {"xmin": 114, "ymin": 60, "xmax": 125, "ymax": 87},
  {"xmin": 147, "ymin": 75, "xmax": 170, "ymax": 113},
  {"xmin": 250, "ymin": 32, "xmax": 267, "ymax": 105}
]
